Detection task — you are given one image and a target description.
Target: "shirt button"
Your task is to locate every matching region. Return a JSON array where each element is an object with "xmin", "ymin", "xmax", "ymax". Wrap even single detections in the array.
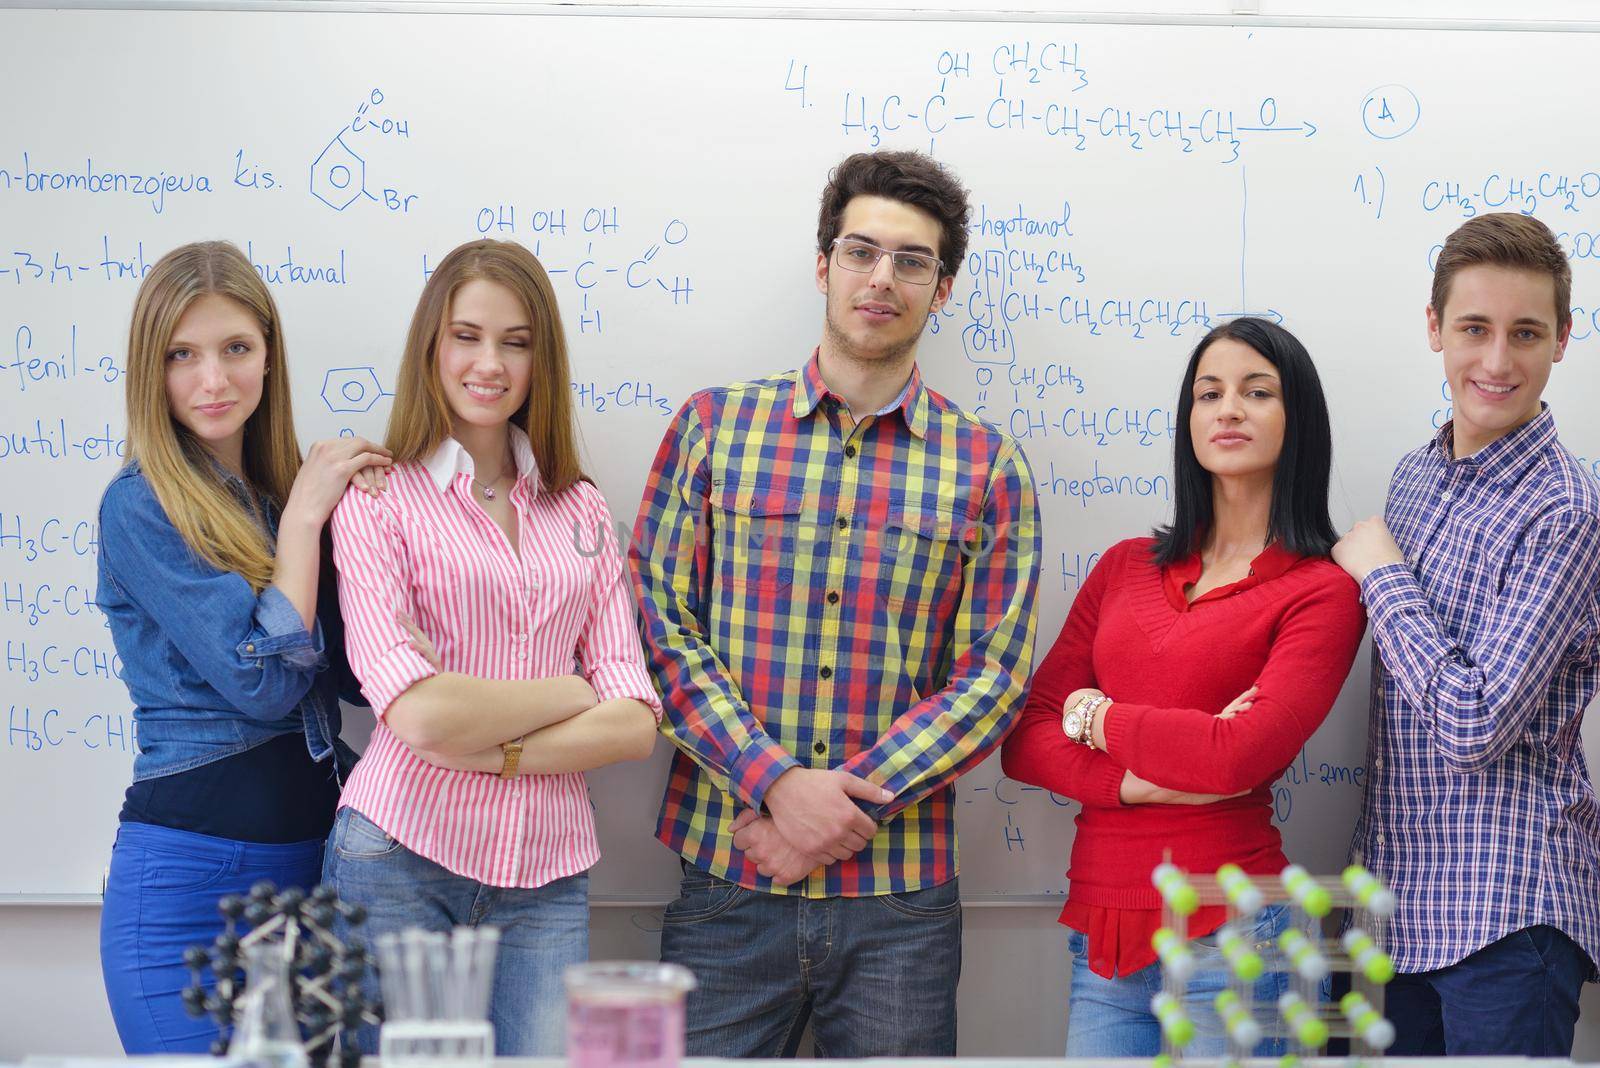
[
  {"xmin": 245, "ymin": 643, "xmax": 256, "ymax": 654},
  {"xmin": 836, "ymin": 517, "xmax": 848, "ymax": 531},
  {"xmin": 1441, "ymin": 489, "xmax": 1452, "ymax": 501},
  {"xmin": 1372, "ymin": 757, "xmax": 1383, "ymax": 770},
  {"xmin": 827, "ymin": 591, "xmax": 840, "ymax": 605},
  {"xmin": 1375, "ymin": 833, "xmax": 1385, "ymax": 845},
  {"xmin": 518, "ymin": 634, "xmax": 529, "ymax": 643},
  {"xmin": 844, "ymin": 445, "xmax": 857, "ymax": 459},
  {"xmin": 813, "ymin": 741, "xmax": 827, "ymax": 755},
  {"xmin": 518, "ymin": 651, "xmax": 528, "ymax": 661},
  {"xmin": 819, "ymin": 665, "xmax": 833, "ymax": 680}
]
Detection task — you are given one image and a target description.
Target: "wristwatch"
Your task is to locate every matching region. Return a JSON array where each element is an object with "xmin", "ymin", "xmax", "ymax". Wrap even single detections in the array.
[
  {"xmin": 1062, "ymin": 693, "xmax": 1110, "ymax": 749},
  {"xmin": 499, "ymin": 735, "xmax": 525, "ymax": 779}
]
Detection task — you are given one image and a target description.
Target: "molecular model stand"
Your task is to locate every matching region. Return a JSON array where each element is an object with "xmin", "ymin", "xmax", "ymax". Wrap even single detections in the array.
[
  {"xmin": 1149, "ymin": 860, "xmax": 1397, "ymax": 1066},
  {"xmin": 183, "ymin": 881, "xmax": 380, "ymax": 1067}
]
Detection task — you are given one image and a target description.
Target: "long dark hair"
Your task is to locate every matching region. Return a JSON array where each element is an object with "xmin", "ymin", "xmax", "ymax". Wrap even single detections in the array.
[{"xmin": 1151, "ymin": 317, "xmax": 1336, "ymax": 565}]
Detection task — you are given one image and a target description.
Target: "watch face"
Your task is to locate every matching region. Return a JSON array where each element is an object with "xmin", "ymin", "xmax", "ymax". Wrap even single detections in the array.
[{"xmin": 1063, "ymin": 710, "xmax": 1085, "ymax": 738}]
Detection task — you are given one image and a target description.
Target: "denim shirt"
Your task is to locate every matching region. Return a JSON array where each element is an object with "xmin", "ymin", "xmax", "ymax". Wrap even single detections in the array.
[{"xmin": 96, "ymin": 461, "xmax": 361, "ymax": 783}]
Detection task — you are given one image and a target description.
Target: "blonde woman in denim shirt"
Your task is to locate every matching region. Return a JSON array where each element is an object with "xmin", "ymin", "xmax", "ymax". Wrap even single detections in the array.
[{"xmin": 97, "ymin": 241, "xmax": 392, "ymax": 1053}]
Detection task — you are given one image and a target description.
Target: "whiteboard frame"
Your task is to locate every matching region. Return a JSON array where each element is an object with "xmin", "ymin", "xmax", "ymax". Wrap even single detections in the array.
[
  {"xmin": 5, "ymin": 0, "xmax": 1595, "ymax": 906},
  {"xmin": 0, "ymin": 0, "xmax": 1597, "ymax": 30}
]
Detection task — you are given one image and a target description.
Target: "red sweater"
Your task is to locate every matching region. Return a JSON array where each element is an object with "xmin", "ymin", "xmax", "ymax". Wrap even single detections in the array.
[{"xmin": 1000, "ymin": 537, "xmax": 1365, "ymax": 974}]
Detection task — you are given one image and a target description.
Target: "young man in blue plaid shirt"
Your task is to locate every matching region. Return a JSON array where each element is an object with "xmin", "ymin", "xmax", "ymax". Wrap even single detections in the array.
[{"xmin": 1333, "ymin": 212, "xmax": 1600, "ymax": 1055}]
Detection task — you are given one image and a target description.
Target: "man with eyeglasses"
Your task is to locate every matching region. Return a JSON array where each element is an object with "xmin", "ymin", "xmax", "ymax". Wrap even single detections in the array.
[{"xmin": 629, "ymin": 150, "xmax": 1041, "ymax": 1056}]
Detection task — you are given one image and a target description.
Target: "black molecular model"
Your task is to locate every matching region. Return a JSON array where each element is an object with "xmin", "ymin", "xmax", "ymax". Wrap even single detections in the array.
[{"xmin": 183, "ymin": 881, "xmax": 381, "ymax": 1067}]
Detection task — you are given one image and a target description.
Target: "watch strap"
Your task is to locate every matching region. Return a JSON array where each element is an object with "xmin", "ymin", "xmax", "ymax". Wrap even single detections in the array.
[{"xmin": 499, "ymin": 737, "xmax": 524, "ymax": 779}]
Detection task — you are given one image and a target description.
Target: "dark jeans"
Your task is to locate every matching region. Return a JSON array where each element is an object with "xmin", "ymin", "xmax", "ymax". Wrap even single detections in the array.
[
  {"xmin": 659, "ymin": 864, "xmax": 962, "ymax": 1057},
  {"xmin": 1388, "ymin": 924, "xmax": 1590, "ymax": 1056}
]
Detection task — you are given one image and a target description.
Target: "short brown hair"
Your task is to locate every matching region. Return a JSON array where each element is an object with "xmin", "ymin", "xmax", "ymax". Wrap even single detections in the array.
[
  {"xmin": 385, "ymin": 239, "xmax": 586, "ymax": 495},
  {"xmin": 1431, "ymin": 213, "xmax": 1572, "ymax": 335},
  {"xmin": 817, "ymin": 151, "xmax": 971, "ymax": 278}
]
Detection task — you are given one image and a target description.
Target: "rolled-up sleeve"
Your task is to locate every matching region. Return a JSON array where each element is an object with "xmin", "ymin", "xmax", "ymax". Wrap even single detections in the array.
[
  {"xmin": 97, "ymin": 475, "xmax": 324, "ymax": 719},
  {"xmin": 575, "ymin": 482, "xmax": 663, "ymax": 719},
  {"xmin": 1001, "ymin": 541, "xmax": 1130, "ymax": 809},
  {"xmin": 329, "ymin": 486, "xmax": 438, "ymax": 716},
  {"xmin": 250, "ymin": 585, "xmax": 325, "ymax": 669}
]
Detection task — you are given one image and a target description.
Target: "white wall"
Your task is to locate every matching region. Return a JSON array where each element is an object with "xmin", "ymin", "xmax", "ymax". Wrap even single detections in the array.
[{"xmin": 27, "ymin": 0, "xmax": 1600, "ymax": 26}]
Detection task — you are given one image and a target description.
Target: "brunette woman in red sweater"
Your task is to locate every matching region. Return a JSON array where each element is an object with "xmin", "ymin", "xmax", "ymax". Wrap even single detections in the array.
[{"xmin": 1001, "ymin": 317, "xmax": 1366, "ymax": 1057}]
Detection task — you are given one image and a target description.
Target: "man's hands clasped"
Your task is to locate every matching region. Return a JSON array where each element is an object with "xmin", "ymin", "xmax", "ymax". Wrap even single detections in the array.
[{"xmin": 730, "ymin": 767, "xmax": 894, "ymax": 885}]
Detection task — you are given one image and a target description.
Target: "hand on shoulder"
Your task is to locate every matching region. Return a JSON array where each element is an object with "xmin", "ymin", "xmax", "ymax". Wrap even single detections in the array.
[
  {"xmin": 1332, "ymin": 516, "xmax": 1406, "ymax": 585},
  {"xmin": 284, "ymin": 437, "xmax": 393, "ymax": 528}
]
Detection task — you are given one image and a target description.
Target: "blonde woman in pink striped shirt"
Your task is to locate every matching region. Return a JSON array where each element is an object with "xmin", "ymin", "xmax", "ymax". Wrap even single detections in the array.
[{"xmin": 325, "ymin": 240, "xmax": 662, "ymax": 1055}]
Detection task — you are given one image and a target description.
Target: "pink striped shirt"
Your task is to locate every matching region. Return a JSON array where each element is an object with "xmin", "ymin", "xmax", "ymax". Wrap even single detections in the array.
[{"xmin": 329, "ymin": 428, "xmax": 661, "ymax": 888}]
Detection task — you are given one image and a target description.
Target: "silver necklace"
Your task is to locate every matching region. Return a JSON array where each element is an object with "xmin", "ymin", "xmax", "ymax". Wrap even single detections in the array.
[{"xmin": 471, "ymin": 468, "xmax": 510, "ymax": 501}]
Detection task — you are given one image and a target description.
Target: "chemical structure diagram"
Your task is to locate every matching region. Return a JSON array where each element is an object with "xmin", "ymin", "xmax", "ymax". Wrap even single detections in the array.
[
  {"xmin": 309, "ymin": 89, "xmax": 419, "ymax": 214},
  {"xmin": 321, "ymin": 367, "xmax": 392, "ymax": 415},
  {"xmin": 462, "ymin": 209, "xmax": 696, "ymax": 335}
]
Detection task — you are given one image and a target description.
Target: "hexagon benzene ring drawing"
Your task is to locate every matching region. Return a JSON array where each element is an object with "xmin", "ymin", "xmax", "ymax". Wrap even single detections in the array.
[
  {"xmin": 310, "ymin": 134, "xmax": 366, "ymax": 212},
  {"xmin": 322, "ymin": 366, "xmax": 390, "ymax": 414}
]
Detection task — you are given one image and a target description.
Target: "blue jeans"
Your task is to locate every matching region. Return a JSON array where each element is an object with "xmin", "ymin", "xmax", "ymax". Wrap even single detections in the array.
[
  {"xmin": 1066, "ymin": 904, "xmax": 1296, "ymax": 1058},
  {"xmin": 1387, "ymin": 924, "xmax": 1590, "ymax": 1055},
  {"xmin": 100, "ymin": 821, "xmax": 324, "ymax": 1054},
  {"xmin": 659, "ymin": 863, "xmax": 962, "ymax": 1056},
  {"xmin": 321, "ymin": 806, "xmax": 589, "ymax": 1057}
]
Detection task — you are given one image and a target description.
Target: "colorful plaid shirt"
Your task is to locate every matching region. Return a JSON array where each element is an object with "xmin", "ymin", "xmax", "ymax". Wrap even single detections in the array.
[
  {"xmin": 1351, "ymin": 406, "xmax": 1600, "ymax": 976},
  {"xmin": 629, "ymin": 352, "xmax": 1041, "ymax": 897}
]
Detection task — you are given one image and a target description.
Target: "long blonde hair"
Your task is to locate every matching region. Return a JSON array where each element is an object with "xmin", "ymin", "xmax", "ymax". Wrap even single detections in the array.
[
  {"xmin": 123, "ymin": 241, "xmax": 302, "ymax": 592},
  {"xmin": 386, "ymin": 239, "xmax": 585, "ymax": 493}
]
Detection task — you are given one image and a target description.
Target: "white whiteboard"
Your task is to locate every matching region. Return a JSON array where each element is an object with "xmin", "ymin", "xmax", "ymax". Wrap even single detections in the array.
[{"xmin": 2, "ymin": 9, "xmax": 1599, "ymax": 901}]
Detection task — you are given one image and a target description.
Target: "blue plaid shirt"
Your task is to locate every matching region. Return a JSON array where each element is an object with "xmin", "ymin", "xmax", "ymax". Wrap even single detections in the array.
[{"xmin": 1351, "ymin": 406, "xmax": 1600, "ymax": 977}]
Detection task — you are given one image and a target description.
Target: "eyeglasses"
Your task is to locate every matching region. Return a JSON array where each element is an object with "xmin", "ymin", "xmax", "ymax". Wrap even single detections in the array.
[{"xmin": 830, "ymin": 238, "xmax": 943, "ymax": 285}]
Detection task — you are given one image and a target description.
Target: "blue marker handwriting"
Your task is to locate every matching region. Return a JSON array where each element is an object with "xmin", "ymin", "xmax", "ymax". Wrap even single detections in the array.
[
  {"xmin": 570, "ymin": 379, "xmax": 674, "ymax": 418},
  {"xmin": 0, "ymin": 579, "xmax": 103, "ymax": 629},
  {"xmin": 5, "ymin": 637, "xmax": 123, "ymax": 684},
  {"xmin": 1035, "ymin": 458, "xmax": 1172, "ymax": 508},
  {"xmin": 0, "ymin": 152, "xmax": 212, "ymax": 215},
  {"xmin": 1422, "ymin": 171, "xmax": 1600, "ymax": 218},
  {"xmin": 2, "ymin": 325, "xmax": 123, "ymax": 390},
  {"xmin": 0, "ymin": 418, "xmax": 125, "ymax": 465},
  {"xmin": 7, "ymin": 702, "xmax": 136, "ymax": 753},
  {"xmin": 0, "ymin": 512, "xmax": 98, "ymax": 562}
]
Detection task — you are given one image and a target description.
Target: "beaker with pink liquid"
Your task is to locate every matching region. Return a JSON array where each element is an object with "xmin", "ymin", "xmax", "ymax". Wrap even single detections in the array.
[{"xmin": 564, "ymin": 962, "xmax": 697, "ymax": 1068}]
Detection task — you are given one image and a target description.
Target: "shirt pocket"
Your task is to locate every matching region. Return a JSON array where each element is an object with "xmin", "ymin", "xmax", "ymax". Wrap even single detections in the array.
[
  {"xmin": 711, "ymin": 484, "xmax": 807, "ymax": 592},
  {"xmin": 875, "ymin": 506, "xmax": 969, "ymax": 613}
]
